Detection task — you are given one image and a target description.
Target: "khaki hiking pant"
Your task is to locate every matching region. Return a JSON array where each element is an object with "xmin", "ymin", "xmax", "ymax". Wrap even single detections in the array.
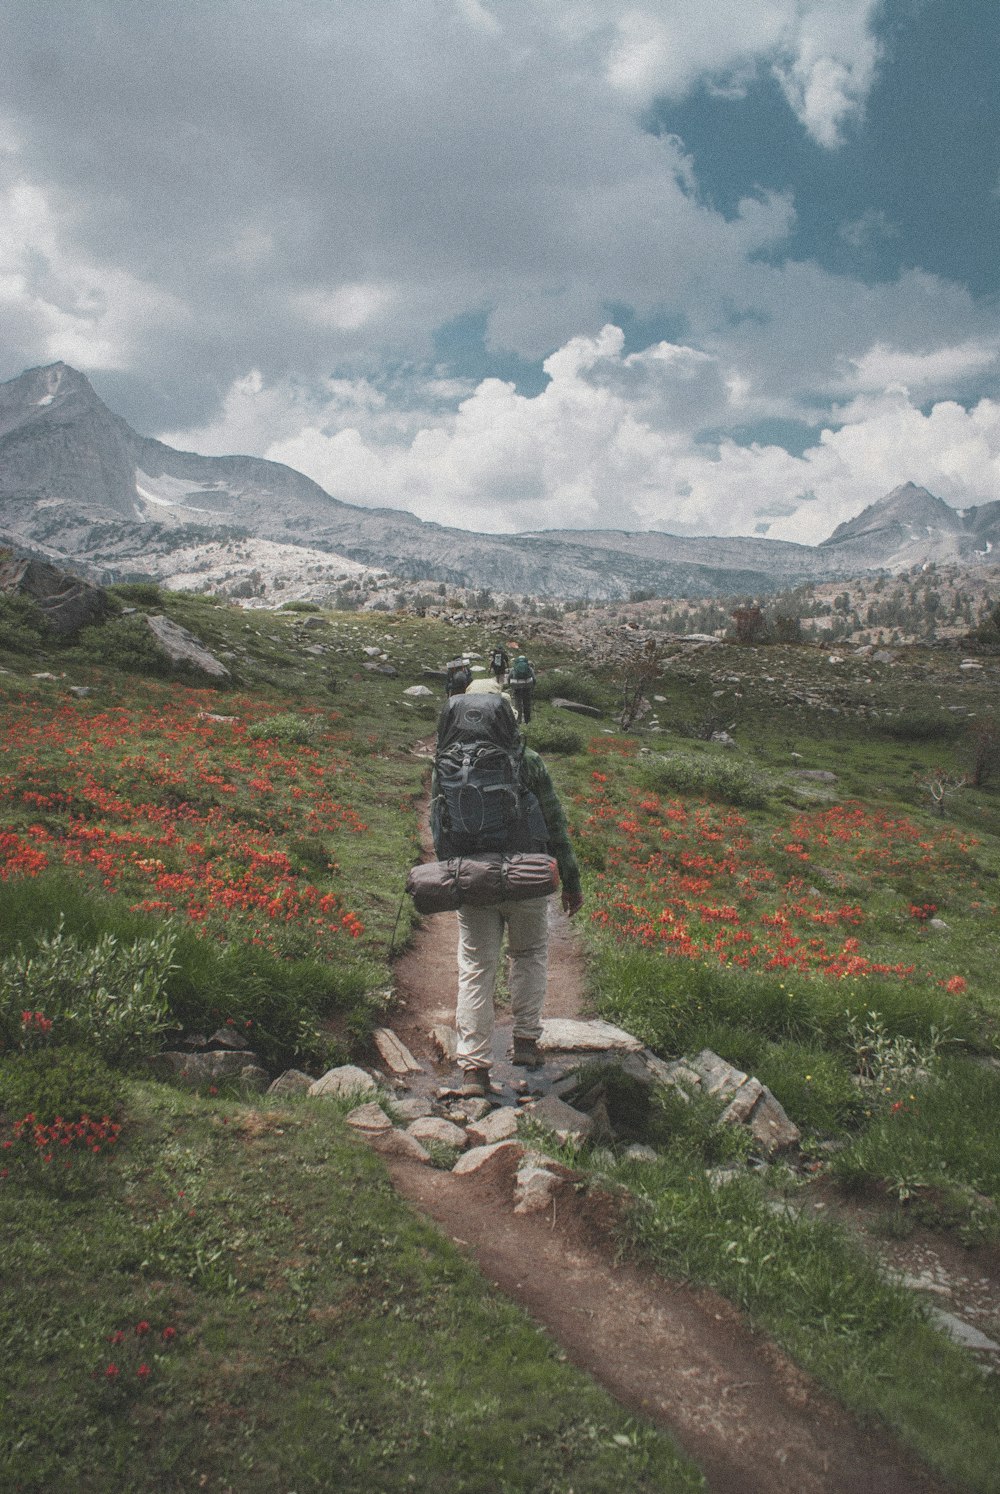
[{"xmin": 455, "ymin": 895, "xmax": 550, "ymax": 1071}]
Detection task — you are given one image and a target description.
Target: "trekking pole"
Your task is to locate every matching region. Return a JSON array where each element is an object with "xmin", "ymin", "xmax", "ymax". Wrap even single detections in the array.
[{"xmin": 386, "ymin": 885, "xmax": 408, "ymax": 958}]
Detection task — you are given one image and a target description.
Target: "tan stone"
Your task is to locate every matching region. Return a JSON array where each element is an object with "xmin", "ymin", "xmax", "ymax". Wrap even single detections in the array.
[{"xmin": 452, "ymin": 1139, "xmax": 524, "ymax": 1175}]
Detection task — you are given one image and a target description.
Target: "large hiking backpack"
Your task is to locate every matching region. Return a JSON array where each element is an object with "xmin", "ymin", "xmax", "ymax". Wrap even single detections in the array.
[
  {"xmin": 510, "ymin": 655, "xmax": 533, "ymax": 683},
  {"xmin": 432, "ymin": 694, "xmax": 548, "ymax": 857}
]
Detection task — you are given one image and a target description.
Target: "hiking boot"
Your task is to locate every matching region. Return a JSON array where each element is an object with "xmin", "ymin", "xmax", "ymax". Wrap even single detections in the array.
[
  {"xmin": 512, "ymin": 1036, "xmax": 544, "ymax": 1069},
  {"xmin": 458, "ymin": 1067, "xmax": 491, "ymax": 1098}
]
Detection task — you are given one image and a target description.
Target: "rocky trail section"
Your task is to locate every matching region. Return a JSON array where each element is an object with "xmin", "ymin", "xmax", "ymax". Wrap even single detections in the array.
[{"xmin": 308, "ymin": 897, "xmax": 948, "ymax": 1493}]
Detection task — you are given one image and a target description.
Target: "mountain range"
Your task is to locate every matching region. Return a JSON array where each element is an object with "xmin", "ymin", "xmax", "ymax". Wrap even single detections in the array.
[{"xmin": 1, "ymin": 361, "xmax": 998, "ymax": 601}]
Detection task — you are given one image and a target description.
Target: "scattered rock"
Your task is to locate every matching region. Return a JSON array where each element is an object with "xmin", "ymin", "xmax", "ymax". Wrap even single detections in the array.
[
  {"xmin": 150, "ymin": 1050, "xmax": 260, "ymax": 1084},
  {"xmin": 551, "ymin": 698, "xmax": 602, "ymax": 718},
  {"xmin": 403, "ymin": 685, "xmax": 434, "ymax": 697},
  {"xmin": 625, "ymin": 1144, "xmax": 658, "ymax": 1162},
  {"xmin": 139, "ymin": 614, "xmax": 231, "ymax": 679},
  {"xmin": 514, "ymin": 1161, "xmax": 563, "ymax": 1215},
  {"xmin": 406, "ymin": 1116, "xmax": 468, "ymax": 1149},
  {"xmin": 266, "ymin": 1069, "xmax": 314, "ymax": 1097},
  {"xmin": 308, "ymin": 1064, "xmax": 377, "ymax": 1100},
  {"xmin": 522, "ymin": 1093, "xmax": 594, "ymax": 1144},
  {"xmin": 346, "ymin": 1103, "xmax": 393, "ymax": 1135},
  {"xmin": 207, "ymin": 1026, "xmax": 251, "ymax": 1051},
  {"xmin": 452, "ymin": 1139, "xmax": 524, "ymax": 1175},
  {"xmin": 789, "ymin": 770, "xmax": 838, "ymax": 782},
  {"xmin": 539, "ymin": 1018, "xmax": 643, "ymax": 1054},
  {"xmin": 369, "ymin": 1128, "xmax": 432, "ymax": 1164},
  {"xmin": 372, "ymin": 1027, "xmax": 422, "ymax": 1076},
  {"xmin": 928, "ymin": 918, "xmax": 950, "ymax": 932},
  {"xmin": 926, "ymin": 1308, "xmax": 1000, "ymax": 1354},
  {"xmin": 391, "ymin": 1096, "xmax": 436, "ymax": 1122},
  {"xmin": 68, "ymin": 685, "xmax": 91, "ymax": 698},
  {"xmin": 467, "ymin": 1107, "xmax": 521, "ymax": 1147},
  {"xmin": 0, "ymin": 555, "xmax": 115, "ymax": 635},
  {"xmin": 711, "ymin": 731, "xmax": 737, "ymax": 749}
]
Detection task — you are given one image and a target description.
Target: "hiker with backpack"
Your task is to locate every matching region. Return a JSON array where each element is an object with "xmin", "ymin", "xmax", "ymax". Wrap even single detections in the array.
[
  {"xmin": 489, "ymin": 645, "xmax": 509, "ymax": 683},
  {"xmin": 430, "ymin": 682, "xmax": 583, "ymax": 1097},
  {"xmin": 508, "ymin": 654, "xmax": 536, "ymax": 723},
  {"xmin": 444, "ymin": 658, "xmax": 472, "ymax": 696}
]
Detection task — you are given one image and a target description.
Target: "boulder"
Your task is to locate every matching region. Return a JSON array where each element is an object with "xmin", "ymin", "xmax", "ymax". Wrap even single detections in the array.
[
  {"xmin": 539, "ymin": 1018, "xmax": 643, "ymax": 1054},
  {"xmin": 308, "ymin": 1064, "xmax": 377, "ymax": 1100},
  {"xmin": 139, "ymin": 614, "xmax": 231, "ymax": 679},
  {"xmin": 238, "ymin": 1065, "xmax": 270, "ymax": 1093},
  {"xmin": 372, "ymin": 1027, "xmax": 422, "ymax": 1076},
  {"xmin": 406, "ymin": 1116, "xmax": 468, "ymax": 1149},
  {"xmin": 267, "ymin": 1069, "xmax": 314, "ymax": 1097},
  {"xmin": 0, "ymin": 556, "xmax": 114, "ymax": 636},
  {"xmin": 403, "ymin": 685, "xmax": 434, "ymax": 697},
  {"xmin": 466, "ymin": 1107, "xmax": 520, "ymax": 1146},
  {"xmin": 346, "ymin": 1102, "xmax": 393, "ymax": 1135},
  {"xmin": 369, "ymin": 1129, "xmax": 432, "ymax": 1164},
  {"xmin": 551, "ymin": 698, "xmax": 602, "ymax": 719},
  {"xmin": 452, "ymin": 1139, "xmax": 524, "ymax": 1175},
  {"xmin": 150, "ymin": 1049, "xmax": 261, "ymax": 1084},
  {"xmin": 522, "ymin": 1093, "xmax": 593, "ymax": 1144}
]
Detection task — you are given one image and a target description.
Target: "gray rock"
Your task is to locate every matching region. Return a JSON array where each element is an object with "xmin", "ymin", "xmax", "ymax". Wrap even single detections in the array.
[
  {"xmin": 372, "ymin": 1027, "xmax": 422, "ymax": 1076},
  {"xmin": 551, "ymin": 698, "xmax": 603, "ymax": 718},
  {"xmin": 406, "ymin": 1116, "xmax": 468, "ymax": 1149},
  {"xmin": 539, "ymin": 1018, "xmax": 643, "ymax": 1054},
  {"xmin": 150, "ymin": 1049, "xmax": 260, "ymax": 1084},
  {"xmin": 523, "ymin": 1093, "xmax": 593, "ymax": 1144},
  {"xmin": 140, "ymin": 614, "xmax": 231, "ymax": 679},
  {"xmin": 68, "ymin": 685, "xmax": 91, "ymax": 698},
  {"xmin": 452, "ymin": 1139, "xmax": 524, "ymax": 1175},
  {"xmin": 719, "ymin": 1077, "xmax": 765, "ymax": 1126},
  {"xmin": 391, "ymin": 1096, "xmax": 436, "ymax": 1121},
  {"xmin": 207, "ymin": 1026, "xmax": 251, "ymax": 1051},
  {"xmin": 927, "ymin": 1308, "xmax": 1000, "ymax": 1353},
  {"xmin": 467, "ymin": 1107, "xmax": 521, "ymax": 1146},
  {"xmin": 928, "ymin": 918, "xmax": 950, "ymax": 932},
  {"xmin": 625, "ymin": 1144, "xmax": 658, "ymax": 1162},
  {"xmin": 711, "ymin": 731, "xmax": 737, "ymax": 749},
  {"xmin": 0, "ymin": 555, "xmax": 115, "ymax": 635},
  {"xmin": 403, "ymin": 685, "xmax": 434, "ymax": 697},
  {"xmin": 689, "ymin": 1050, "xmax": 748, "ymax": 1100},
  {"xmin": 266, "ymin": 1069, "xmax": 314, "ymax": 1097},
  {"xmin": 346, "ymin": 1102, "xmax": 393, "ymax": 1134},
  {"xmin": 308, "ymin": 1064, "xmax": 377, "ymax": 1100},
  {"xmin": 789, "ymin": 769, "xmax": 838, "ymax": 782},
  {"xmin": 513, "ymin": 1162, "xmax": 562, "ymax": 1215},
  {"xmin": 369, "ymin": 1129, "xmax": 432, "ymax": 1164}
]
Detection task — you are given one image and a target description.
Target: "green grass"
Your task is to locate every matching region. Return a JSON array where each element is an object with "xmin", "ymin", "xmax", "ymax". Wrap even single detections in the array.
[
  {"xmin": 4, "ymin": 594, "xmax": 1000, "ymax": 1488},
  {"xmin": 0, "ymin": 1084, "xmax": 701, "ymax": 1493}
]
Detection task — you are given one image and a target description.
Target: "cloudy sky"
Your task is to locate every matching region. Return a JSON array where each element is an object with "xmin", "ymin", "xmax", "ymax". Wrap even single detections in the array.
[{"xmin": 2, "ymin": 0, "xmax": 998, "ymax": 543}]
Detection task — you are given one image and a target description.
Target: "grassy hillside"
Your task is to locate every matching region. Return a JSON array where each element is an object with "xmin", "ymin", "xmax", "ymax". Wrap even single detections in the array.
[{"xmin": 2, "ymin": 585, "xmax": 999, "ymax": 1489}]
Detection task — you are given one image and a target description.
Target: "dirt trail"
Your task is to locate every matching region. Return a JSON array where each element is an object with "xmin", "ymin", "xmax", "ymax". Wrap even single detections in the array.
[{"xmin": 387, "ymin": 860, "xmax": 949, "ymax": 1491}]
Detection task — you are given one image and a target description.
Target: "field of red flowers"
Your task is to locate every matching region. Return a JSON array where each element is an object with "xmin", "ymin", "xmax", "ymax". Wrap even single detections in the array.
[
  {"xmin": 574, "ymin": 741, "xmax": 989, "ymax": 996},
  {"xmin": 0, "ymin": 685, "xmax": 370, "ymax": 958}
]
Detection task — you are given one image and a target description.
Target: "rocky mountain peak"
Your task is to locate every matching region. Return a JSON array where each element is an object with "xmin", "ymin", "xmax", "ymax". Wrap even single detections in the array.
[{"xmin": 821, "ymin": 483, "xmax": 961, "ymax": 547}]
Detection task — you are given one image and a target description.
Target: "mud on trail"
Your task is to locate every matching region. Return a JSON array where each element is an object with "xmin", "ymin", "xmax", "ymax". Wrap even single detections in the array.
[{"xmin": 388, "ymin": 895, "xmax": 948, "ymax": 1493}]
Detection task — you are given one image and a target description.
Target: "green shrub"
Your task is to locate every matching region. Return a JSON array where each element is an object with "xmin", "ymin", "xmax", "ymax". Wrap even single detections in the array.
[
  {"xmin": 0, "ymin": 920, "xmax": 176, "ymax": 1065},
  {"xmin": 75, "ymin": 617, "xmax": 172, "ymax": 677},
  {"xmin": 247, "ymin": 712, "xmax": 325, "ymax": 745},
  {"xmin": 107, "ymin": 581, "xmax": 164, "ymax": 607},
  {"xmin": 533, "ymin": 670, "xmax": 607, "ymax": 709},
  {"xmin": 280, "ymin": 600, "xmax": 321, "ymax": 613},
  {"xmin": 880, "ymin": 710, "xmax": 962, "ymax": 743},
  {"xmin": 0, "ymin": 1046, "xmax": 123, "ymax": 1124},
  {"xmin": 638, "ymin": 750, "xmax": 771, "ymax": 808},
  {"xmin": 0, "ymin": 594, "xmax": 48, "ymax": 653},
  {"xmin": 525, "ymin": 720, "xmax": 584, "ymax": 754}
]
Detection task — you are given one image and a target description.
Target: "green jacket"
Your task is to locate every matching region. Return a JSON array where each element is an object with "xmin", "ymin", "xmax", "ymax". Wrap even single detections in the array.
[{"xmin": 430, "ymin": 746, "xmax": 581, "ymax": 898}]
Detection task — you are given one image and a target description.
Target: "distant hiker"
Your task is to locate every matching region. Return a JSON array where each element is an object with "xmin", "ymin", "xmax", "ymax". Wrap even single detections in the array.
[
  {"xmin": 508, "ymin": 654, "xmax": 536, "ymax": 723},
  {"xmin": 489, "ymin": 645, "xmax": 510, "ymax": 683},
  {"xmin": 431, "ymin": 688, "xmax": 583, "ymax": 1098},
  {"xmin": 445, "ymin": 658, "xmax": 472, "ymax": 696}
]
